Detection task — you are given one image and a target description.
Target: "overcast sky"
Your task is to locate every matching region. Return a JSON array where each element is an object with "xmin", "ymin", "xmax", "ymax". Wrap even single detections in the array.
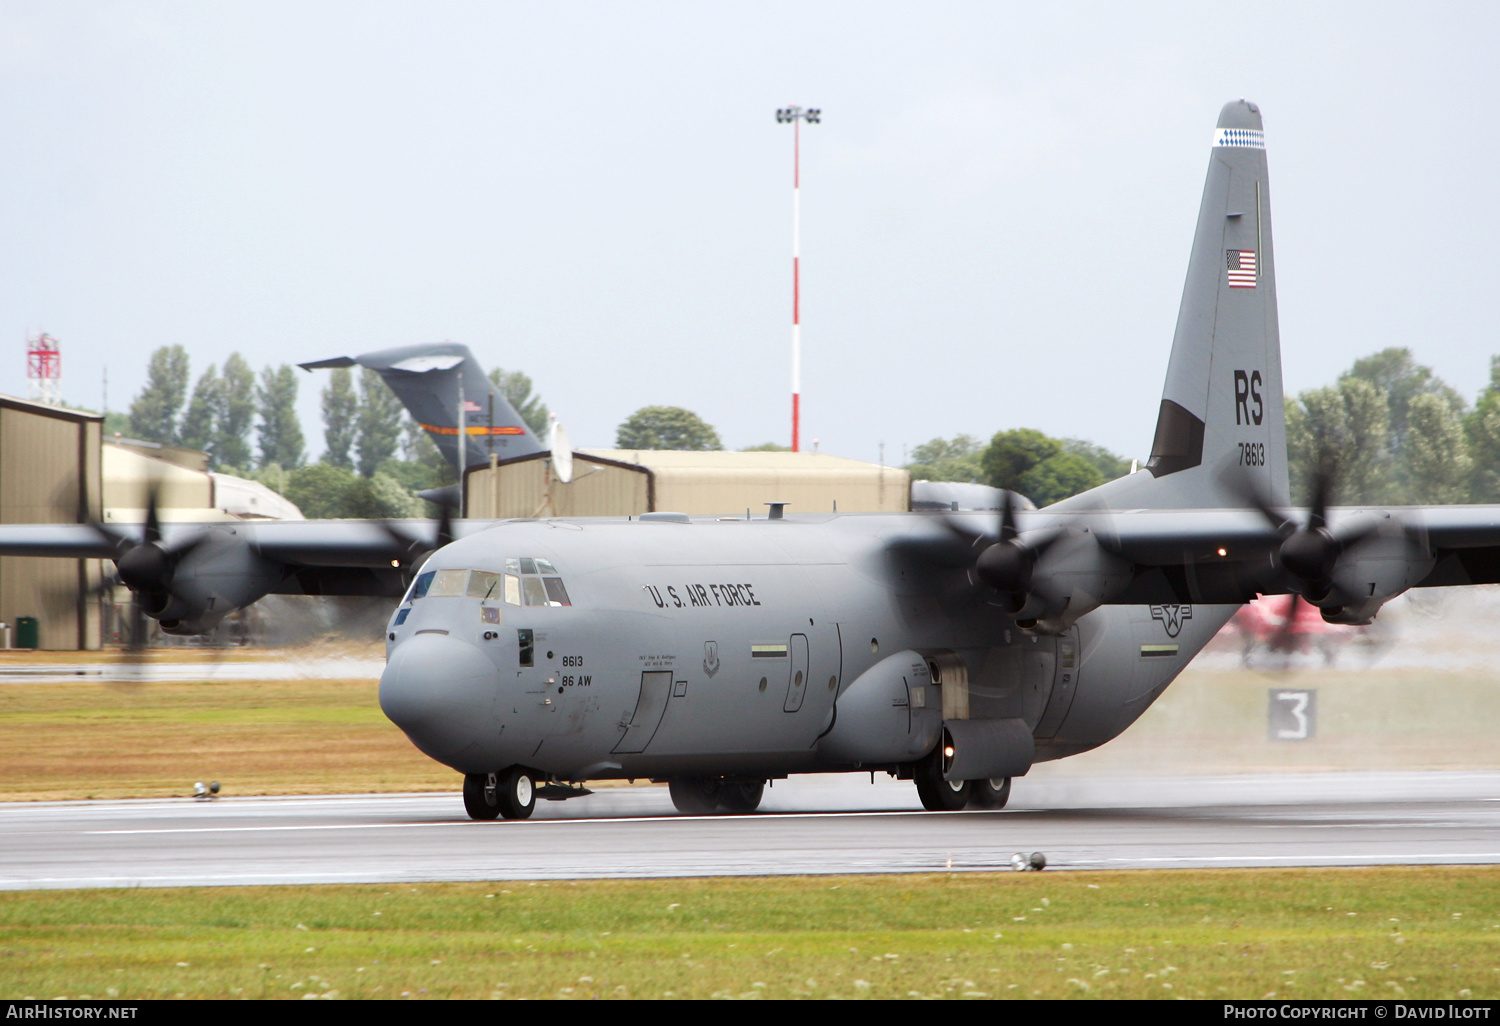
[{"xmin": 1, "ymin": 2, "xmax": 1495, "ymax": 466}]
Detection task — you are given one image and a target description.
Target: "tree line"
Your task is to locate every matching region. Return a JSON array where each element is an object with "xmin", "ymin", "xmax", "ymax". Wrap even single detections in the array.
[
  {"xmin": 904, "ymin": 346, "xmax": 1500, "ymax": 509},
  {"xmin": 904, "ymin": 431, "xmax": 1133, "ymax": 507},
  {"xmin": 1287, "ymin": 347, "xmax": 1496, "ymax": 506}
]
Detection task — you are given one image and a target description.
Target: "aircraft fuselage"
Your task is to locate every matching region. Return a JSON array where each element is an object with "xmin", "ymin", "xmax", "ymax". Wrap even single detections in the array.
[{"xmin": 378, "ymin": 514, "xmax": 1229, "ymax": 785}]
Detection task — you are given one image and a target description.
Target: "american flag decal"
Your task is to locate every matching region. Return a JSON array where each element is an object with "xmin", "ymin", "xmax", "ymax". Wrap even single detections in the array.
[{"xmin": 1226, "ymin": 249, "xmax": 1257, "ymax": 288}]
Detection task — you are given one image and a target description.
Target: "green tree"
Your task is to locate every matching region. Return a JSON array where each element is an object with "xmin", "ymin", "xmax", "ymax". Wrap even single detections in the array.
[
  {"xmin": 1017, "ymin": 451, "xmax": 1103, "ymax": 507},
  {"xmin": 256, "ymin": 364, "xmax": 305, "ymax": 470},
  {"xmin": 1338, "ymin": 378, "xmax": 1392, "ymax": 504},
  {"xmin": 357, "ymin": 471, "xmax": 426, "ymax": 518},
  {"xmin": 616, "ymin": 406, "xmax": 722, "ymax": 451},
  {"xmin": 284, "ymin": 462, "xmax": 360, "ymax": 519},
  {"xmin": 1287, "ymin": 381, "xmax": 1396, "ymax": 506},
  {"xmin": 1060, "ymin": 438, "xmax": 1132, "ymax": 483},
  {"xmin": 905, "ymin": 435, "xmax": 985, "ymax": 483},
  {"xmin": 1343, "ymin": 347, "xmax": 1464, "ymax": 455},
  {"xmin": 981, "ymin": 428, "xmax": 1061, "ymax": 492},
  {"xmin": 320, "ymin": 366, "xmax": 358, "ymax": 470},
  {"xmin": 215, "ymin": 354, "xmax": 257, "ymax": 471},
  {"xmin": 283, "ymin": 463, "xmax": 425, "ymax": 518},
  {"xmin": 1467, "ymin": 357, "xmax": 1500, "ymax": 503},
  {"xmin": 488, "ymin": 367, "xmax": 550, "ymax": 438},
  {"xmin": 741, "ymin": 442, "xmax": 791, "ymax": 452},
  {"xmin": 179, "ymin": 364, "xmax": 221, "ymax": 463},
  {"xmin": 127, "ymin": 345, "xmax": 190, "ymax": 444},
  {"xmin": 356, "ymin": 368, "xmax": 404, "ymax": 477},
  {"xmin": 1401, "ymin": 392, "xmax": 1471, "ymax": 503},
  {"xmin": 981, "ymin": 428, "xmax": 1105, "ymax": 506}
]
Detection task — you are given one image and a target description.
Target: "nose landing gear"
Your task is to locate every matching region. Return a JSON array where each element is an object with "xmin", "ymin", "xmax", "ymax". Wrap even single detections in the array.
[{"xmin": 463, "ymin": 768, "xmax": 537, "ymax": 820}]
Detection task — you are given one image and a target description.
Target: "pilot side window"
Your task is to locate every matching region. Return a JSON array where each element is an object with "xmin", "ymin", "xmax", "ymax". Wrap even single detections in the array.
[{"xmin": 407, "ymin": 570, "xmax": 435, "ymax": 602}]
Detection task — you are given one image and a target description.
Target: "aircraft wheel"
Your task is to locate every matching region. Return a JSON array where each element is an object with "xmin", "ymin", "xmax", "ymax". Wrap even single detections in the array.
[
  {"xmin": 969, "ymin": 777, "xmax": 1012, "ymax": 809},
  {"xmin": 495, "ymin": 767, "xmax": 537, "ymax": 820},
  {"xmin": 913, "ymin": 750, "xmax": 971, "ymax": 811},
  {"xmin": 463, "ymin": 772, "xmax": 502, "ymax": 821},
  {"xmin": 717, "ymin": 780, "xmax": 765, "ymax": 814},
  {"xmin": 668, "ymin": 776, "xmax": 721, "ymax": 815}
]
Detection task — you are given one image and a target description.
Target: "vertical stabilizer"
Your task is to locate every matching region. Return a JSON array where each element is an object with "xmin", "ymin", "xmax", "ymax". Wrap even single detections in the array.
[
  {"xmin": 300, "ymin": 343, "xmax": 544, "ymax": 472},
  {"xmin": 1078, "ymin": 100, "xmax": 1288, "ymax": 511}
]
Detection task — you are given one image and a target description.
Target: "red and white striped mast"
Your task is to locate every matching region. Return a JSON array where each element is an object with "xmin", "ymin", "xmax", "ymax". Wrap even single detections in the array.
[{"xmin": 776, "ymin": 105, "xmax": 820, "ymax": 452}]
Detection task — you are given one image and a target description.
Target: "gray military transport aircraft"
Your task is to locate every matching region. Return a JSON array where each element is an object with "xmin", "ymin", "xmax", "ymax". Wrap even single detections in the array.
[{"xmin": 6, "ymin": 100, "xmax": 1499, "ymax": 819}]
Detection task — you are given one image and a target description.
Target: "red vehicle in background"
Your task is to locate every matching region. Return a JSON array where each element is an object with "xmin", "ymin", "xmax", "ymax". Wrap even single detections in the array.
[{"xmin": 1223, "ymin": 594, "xmax": 1370, "ymax": 667}]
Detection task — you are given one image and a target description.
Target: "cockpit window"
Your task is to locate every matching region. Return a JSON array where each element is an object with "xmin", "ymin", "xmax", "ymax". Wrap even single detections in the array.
[
  {"xmin": 408, "ymin": 570, "xmax": 435, "ymax": 602},
  {"xmin": 428, "ymin": 569, "xmax": 468, "ymax": 597},
  {"xmin": 467, "ymin": 571, "xmax": 502, "ymax": 600},
  {"xmin": 521, "ymin": 577, "xmax": 548, "ymax": 607},
  {"xmin": 501, "ymin": 557, "xmax": 572, "ymax": 607}
]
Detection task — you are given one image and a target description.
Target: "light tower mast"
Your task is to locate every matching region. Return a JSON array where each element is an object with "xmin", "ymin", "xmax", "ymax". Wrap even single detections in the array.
[
  {"xmin": 26, "ymin": 333, "xmax": 61, "ymax": 406},
  {"xmin": 776, "ymin": 104, "xmax": 820, "ymax": 452}
]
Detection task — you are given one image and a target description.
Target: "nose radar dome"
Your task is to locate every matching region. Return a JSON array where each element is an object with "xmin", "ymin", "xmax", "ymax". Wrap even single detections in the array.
[{"xmin": 380, "ymin": 633, "xmax": 499, "ymax": 763}]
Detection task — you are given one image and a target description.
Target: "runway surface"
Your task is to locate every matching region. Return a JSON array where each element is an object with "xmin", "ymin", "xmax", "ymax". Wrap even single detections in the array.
[{"xmin": 2, "ymin": 771, "xmax": 1497, "ymax": 890}]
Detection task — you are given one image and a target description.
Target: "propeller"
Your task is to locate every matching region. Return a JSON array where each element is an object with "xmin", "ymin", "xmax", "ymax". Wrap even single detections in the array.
[
  {"xmin": 972, "ymin": 490, "xmax": 1065, "ymax": 615},
  {"xmin": 95, "ymin": 483, "xmax": 212, "ymax": 628},
  {"xmin": 1237, "ymin": 455, "xmax": 1378, "ymax": 608},
  {"xmin": 379, "ymin": 497, "xmax": 456, "ymax": 571}
]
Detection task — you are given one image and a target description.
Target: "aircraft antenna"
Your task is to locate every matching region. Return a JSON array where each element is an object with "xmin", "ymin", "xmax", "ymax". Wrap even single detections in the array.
[
  {"xmin": 776, "ymin": 105, "xmax": 821, "ymax": 452},
  {"xmin": 26, "ymin": 332, "xmax": 61, "ymax": 406}
]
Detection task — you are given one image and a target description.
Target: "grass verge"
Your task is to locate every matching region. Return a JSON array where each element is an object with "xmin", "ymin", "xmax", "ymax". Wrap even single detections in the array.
[
  {"xmin": 0, "ymin": 868, "xmax": 1495, "ymax": 1000},
  {"xmin": 0, "ymin": 677, "xmax": 454, "ymax": 801}
]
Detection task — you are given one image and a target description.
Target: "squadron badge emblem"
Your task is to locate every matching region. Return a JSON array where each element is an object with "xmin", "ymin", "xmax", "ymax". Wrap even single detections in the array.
[{"xmin": 1150, "ymin": 604, "xmax": 1193, "ymax": 638}]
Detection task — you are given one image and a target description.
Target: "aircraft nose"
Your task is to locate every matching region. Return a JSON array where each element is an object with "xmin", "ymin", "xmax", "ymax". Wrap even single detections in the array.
[{"xmin": 380, "ymin": 632, "xmax": 499, "ymax": 763}]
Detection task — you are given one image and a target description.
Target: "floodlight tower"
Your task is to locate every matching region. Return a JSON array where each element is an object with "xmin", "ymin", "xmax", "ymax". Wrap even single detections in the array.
[
  {"xmin": 26, "ymin": 332, "xmax": 61, "ymax": 406},
  {"xmin": 776, "ymin": 105, "xmax": 820, "ymax": 452}
]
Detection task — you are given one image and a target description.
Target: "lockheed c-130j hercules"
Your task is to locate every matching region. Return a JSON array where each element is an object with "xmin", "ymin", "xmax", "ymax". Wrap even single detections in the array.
[{"xmin": 6, "ymin": 100, "xmax": 1500, "ymax": 819}]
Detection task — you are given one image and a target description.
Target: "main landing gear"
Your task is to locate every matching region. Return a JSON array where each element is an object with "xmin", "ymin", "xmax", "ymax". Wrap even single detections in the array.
[
  {"xmin": 668, "ymin": 776, "xmax": 766, "ymax": 815},
  {"xmin": 912, "ymin": 747, "xmax": 1011, "ymax": 811}
]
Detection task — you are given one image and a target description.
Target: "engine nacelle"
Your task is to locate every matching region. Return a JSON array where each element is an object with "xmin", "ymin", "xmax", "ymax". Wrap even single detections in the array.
[
  {"xmin": 141, "ymin": 527, "xmax": 286, "ymax": 635},
  {"xmin": 1007, "ymin": 528, "xmax": 1134, "ymax": 635},
  {"xmin": 817, "ymin": 650, "xmax": 943, "ymax": 767},
  {"xmin": 1310, "ymin": 515, "xmax": 1433, "ymax": 626}
]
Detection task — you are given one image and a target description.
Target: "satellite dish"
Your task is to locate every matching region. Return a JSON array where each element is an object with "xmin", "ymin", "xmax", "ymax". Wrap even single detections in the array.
[{"xmin": 550, "ymin": 422, "xmax": 574, "ymax": 484}]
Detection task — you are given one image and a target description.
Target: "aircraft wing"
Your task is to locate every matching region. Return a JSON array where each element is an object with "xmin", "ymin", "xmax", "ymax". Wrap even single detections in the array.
[
  {"xmin": 0, "ymin": 517, "xmax": 497, "ymax": 635},
  {"xmin": 1094, "ymin": 504, "xmax": 1500, "ymax": 597},
  {"xmin": 0, "ymin": 524, "xmax": 126, "ymax": 559},
  {"xmin": 901, "ymin": 503, "xmax": 1500, "ymax": 612},
  {"xmin": 1400, "ymin": 505, "xmax": 1500, "ymax": 586}
]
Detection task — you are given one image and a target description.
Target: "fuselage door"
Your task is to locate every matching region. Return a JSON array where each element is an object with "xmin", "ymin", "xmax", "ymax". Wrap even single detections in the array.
[
  {"xmin": 613, "ymin": 670, "xmax": 673, "ymax": 754},
  {"xmin": 783, "ymin": 633, "xmax": 810, "ymax": 712}
]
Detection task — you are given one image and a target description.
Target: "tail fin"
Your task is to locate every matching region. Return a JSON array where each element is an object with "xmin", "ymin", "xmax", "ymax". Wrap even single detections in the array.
[
  {"xmin": 300, "ymin": 343, "xmax": 545, "ymax": 472},
  {"xmin": 1082, "ymin": 100, "xmax": 1288, "ymax": 511}
]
